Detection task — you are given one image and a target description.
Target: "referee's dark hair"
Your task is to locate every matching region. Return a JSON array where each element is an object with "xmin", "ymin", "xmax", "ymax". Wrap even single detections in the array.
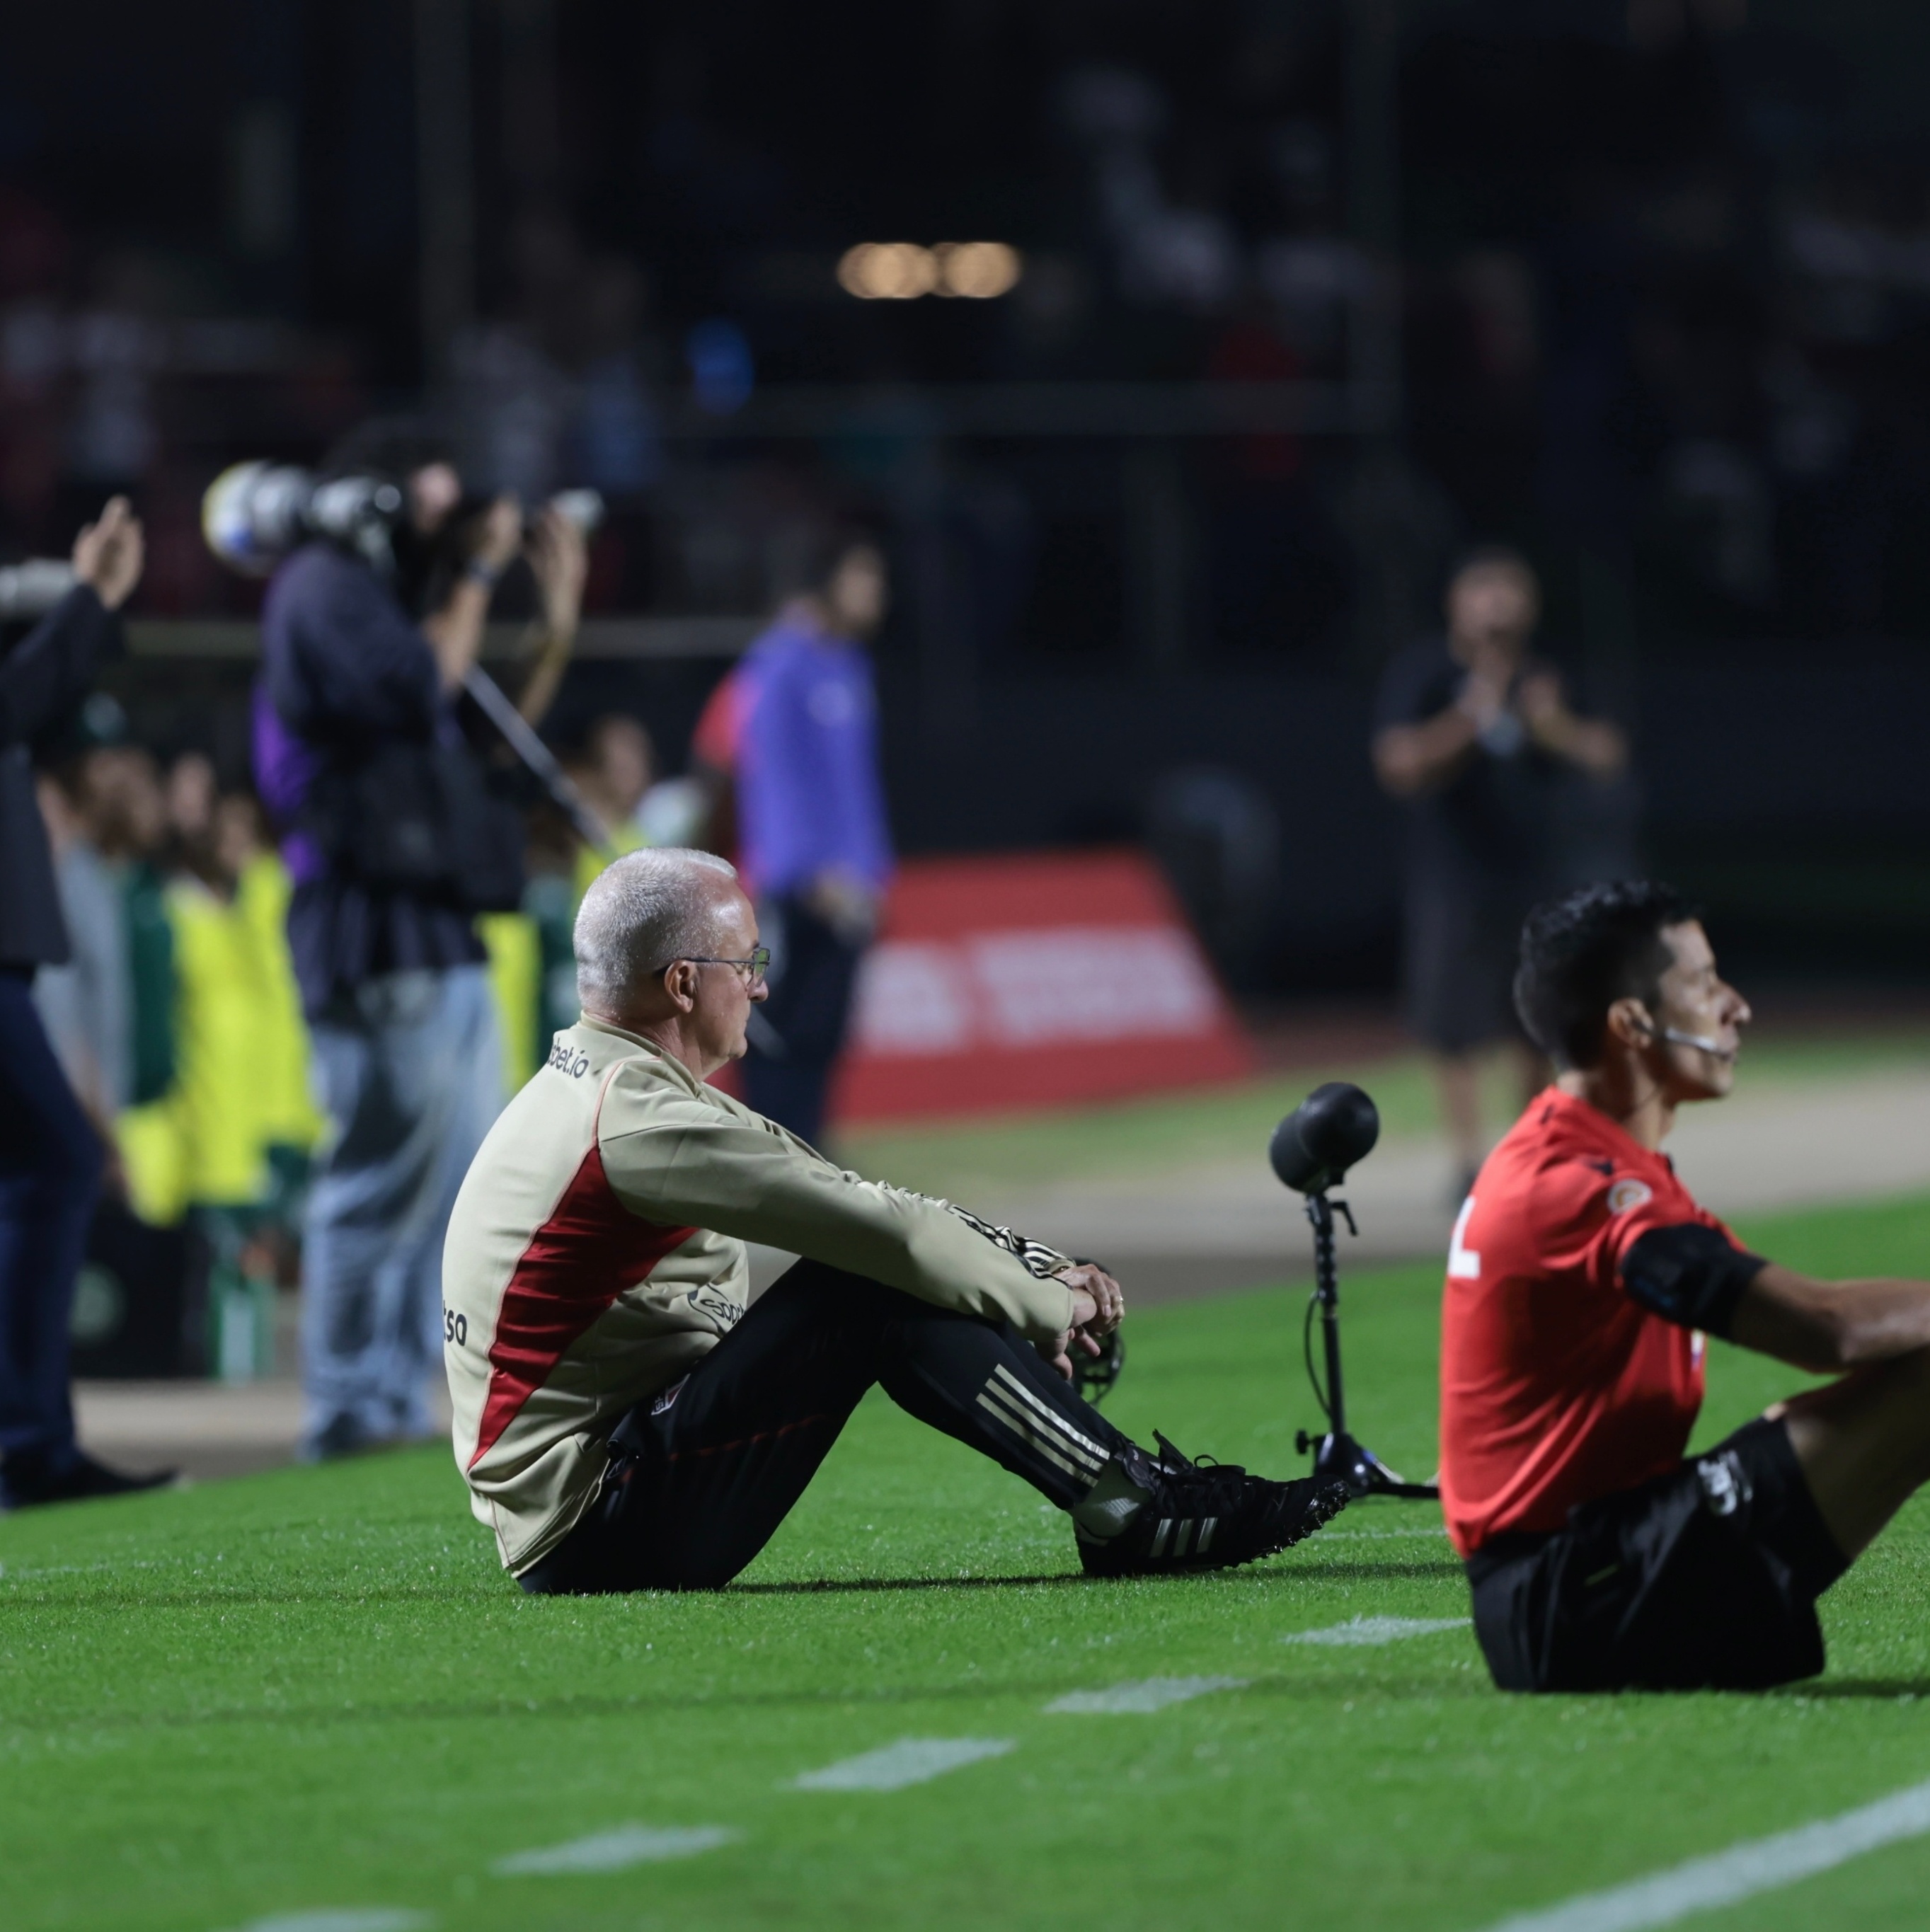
[{"xmin": 1514, "ymin": 881, "xmax": 1701, "ymax": 1070}]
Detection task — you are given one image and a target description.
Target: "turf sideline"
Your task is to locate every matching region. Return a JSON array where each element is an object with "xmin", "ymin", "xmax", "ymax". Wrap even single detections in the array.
[{"xmin": 1481, "ymin": 1774, "xmax": 1930, "ymax": 1932}]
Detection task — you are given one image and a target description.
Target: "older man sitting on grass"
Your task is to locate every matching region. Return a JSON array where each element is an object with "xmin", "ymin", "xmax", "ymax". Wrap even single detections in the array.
[{"xmin": 440, "ymin": 847, "xmax": 1348, "ymax": 1593}]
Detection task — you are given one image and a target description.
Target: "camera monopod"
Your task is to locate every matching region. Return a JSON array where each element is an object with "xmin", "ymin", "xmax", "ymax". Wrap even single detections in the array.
[
  {"xmin": 1270, "ymin": 1082, "xmax": 1439, "ymax": 1500},
  {"xmin": 457, "ymin": 663, "xmax": 616, "ymax": 861}
]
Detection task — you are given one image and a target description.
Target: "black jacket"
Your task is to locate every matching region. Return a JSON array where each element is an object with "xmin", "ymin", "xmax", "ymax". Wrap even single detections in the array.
[{"xmin": 0, "ymin": 585, "xmax": 120, "ymax": 969}]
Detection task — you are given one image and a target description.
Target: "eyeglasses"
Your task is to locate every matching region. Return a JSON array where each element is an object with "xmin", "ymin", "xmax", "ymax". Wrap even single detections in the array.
[{"xmin": 652, "ymin": 945, "xmax": 771, "ymax": 989}]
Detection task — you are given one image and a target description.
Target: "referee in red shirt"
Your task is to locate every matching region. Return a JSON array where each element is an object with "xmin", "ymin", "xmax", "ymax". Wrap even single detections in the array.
[{"xmin": 1441, "ymin": 880, "xmax": 1930, "ymax": 1691}]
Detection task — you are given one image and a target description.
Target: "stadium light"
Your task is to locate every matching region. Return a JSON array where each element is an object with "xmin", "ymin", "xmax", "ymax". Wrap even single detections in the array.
[
  {"xmin": 935, "ymin": 241, "xmax": 1022, "ymax": 298},
  {"xmin": 837, "ymin": 243, "xmax": 939, "ymax": 299},
  {"xmin": 836, "ymin": 241, "xmax": 1023, "ymax": 299}
]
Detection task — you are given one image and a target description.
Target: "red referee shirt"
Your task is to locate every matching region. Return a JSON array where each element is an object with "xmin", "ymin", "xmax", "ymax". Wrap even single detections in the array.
[{"xmin": 1439, "ymin": 1088, "xmax": 1735, "ymax": 1556}]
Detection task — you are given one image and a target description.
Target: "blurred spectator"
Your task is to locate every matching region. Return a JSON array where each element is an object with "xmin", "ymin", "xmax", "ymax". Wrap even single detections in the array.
[
  {"xmin": 1371, "ymin": 549, "xmax": 1629, "ymax": 1196},
  {"xmin": 687, "ymin": 663, "xmax": 746, "ymax": 866},
  {"xmin": 253, "ymin": 442, "xmax": 572, "ymax": 1459},
  {"xmin": 0, "ymin": 497, "xmax": 170, "ymax": 1505},
  {"xmin": 480, "ymin": 712, "xmax": 655, "ymax": 1094},
  {"xmin": 568, "ymin": 258, "xmax": 665, "ymax": 499},
  {"xmin": 117, "ymin": 771, "xmax": 322, "ymax": 1379},
  {"xmin": 563, "ymin": 715, "xmax": 653, "ymax": 885},
  {"xmin": 30, "ymin": 707, "xmax": 134, "ymax": 1134},
  {"xmin": 84, "ymin": 742, "xmax": 176, "ymax": 1112},
  {"xmin": 737, "ymin": 533, "xmax": 894, "ymax": 1145}
]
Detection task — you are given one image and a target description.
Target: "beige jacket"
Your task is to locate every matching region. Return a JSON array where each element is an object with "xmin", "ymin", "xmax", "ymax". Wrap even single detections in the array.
[{"xmin": 442, "ymin": 1016, "xmax": 1076, "ymax": 1572}]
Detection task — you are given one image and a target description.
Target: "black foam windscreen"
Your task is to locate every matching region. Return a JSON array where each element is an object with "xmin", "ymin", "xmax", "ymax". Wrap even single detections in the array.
[{"xmin": 1269, "ymin": 1082, "xmax": 1380, "ymax": 1194}]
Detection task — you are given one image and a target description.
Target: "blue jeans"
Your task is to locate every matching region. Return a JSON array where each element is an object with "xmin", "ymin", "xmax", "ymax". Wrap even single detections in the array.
[
  {"xmin": 301, "ymin": 965, "xmax": 501, "ymax": 1457},
  {"xmin": 0, "ymin": 969, "xmax": 101, "ymax": 1471}
]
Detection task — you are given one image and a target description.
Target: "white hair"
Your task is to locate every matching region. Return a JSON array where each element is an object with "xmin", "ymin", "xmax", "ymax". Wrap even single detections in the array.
[{"xmin": 574, "ymin": 848, "xmax": 741, "ymax": 1010}]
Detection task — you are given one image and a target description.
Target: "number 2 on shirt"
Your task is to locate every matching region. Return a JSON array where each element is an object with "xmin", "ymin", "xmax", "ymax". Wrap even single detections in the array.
[{"xmin": 1448, "ymin": 1195, "xmax": 1481, "ymax": 1281}]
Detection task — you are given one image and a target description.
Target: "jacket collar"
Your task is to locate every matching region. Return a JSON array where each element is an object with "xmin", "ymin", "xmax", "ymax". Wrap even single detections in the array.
[{"xmin": 575, "ymin": 1013, "xmax": 711, "ymax": 1098}]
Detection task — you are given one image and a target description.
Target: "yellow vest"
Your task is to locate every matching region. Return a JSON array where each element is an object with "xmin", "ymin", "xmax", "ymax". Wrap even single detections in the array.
[{"xmin": 119, "ymin": 856, "xmax": 323, "ymax": 1225}]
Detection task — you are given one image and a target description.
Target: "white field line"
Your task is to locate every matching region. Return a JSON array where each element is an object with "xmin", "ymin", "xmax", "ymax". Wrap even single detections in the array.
[
  {"xmin": 791, "ymin": 1737, "xmax": 1015, "ymax": 1792},
  {"xmin": 1045, "ymin": 1675, "xmax": 1250, "ymax": 1715},
  {"xmin": 1281, "ymin": 1616, "xmax": 1469, "ymax": 1647},
  {"xmin": 224, "ymin": 1914, "xmax": 434, "ymax": 1932},
  {"xmin": 1478, "ymin": 1775, "xmax": 1930, "ymax": 1932},
  {"xmin": 493, "ymin": 1824, "xmax": 738, "ymax": 1875}
]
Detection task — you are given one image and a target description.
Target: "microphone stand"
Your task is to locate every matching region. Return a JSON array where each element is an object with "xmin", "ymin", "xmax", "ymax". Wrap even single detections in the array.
[{"xmin": 1295, "ymin": 1188, "xmax": 1439, "ymax": 1500}]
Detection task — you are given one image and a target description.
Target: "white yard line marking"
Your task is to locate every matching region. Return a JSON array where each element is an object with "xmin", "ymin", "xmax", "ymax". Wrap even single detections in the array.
[
  {"xmin": 493, "ymin": 1824, "xmax": 739, "ymax": 1875},
  {"xmin": 1045, "ymin": 1675, "xmax": 1250, "ymax": 1715},
  {"xmin": 1478, "ymin": 1775, "xmax": 1930, "ymax": 1932},
  {"xmin": 1280, "ymin": 1615, "xmax": 1469, "ymax": 1647},
  {"xmin": 791, "ymin": 1737, "xmax": 1016, "ymax": 1792},
  {"xmin": 224, "ymin": 1913, "xmax": 433, "ymax": 1932}
]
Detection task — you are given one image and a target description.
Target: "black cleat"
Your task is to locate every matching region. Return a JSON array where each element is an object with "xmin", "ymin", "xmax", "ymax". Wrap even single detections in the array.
[
  {"xmin": 1077, "ymin": 1434, "xmax": 1349, "ymax": 1577},
  {"xmin": 0, "ymin": 1451, "xmax": 178, "ymax": 1511}
]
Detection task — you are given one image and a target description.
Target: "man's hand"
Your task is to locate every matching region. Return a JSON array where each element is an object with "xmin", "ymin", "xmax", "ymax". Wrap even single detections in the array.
[
  {"xmin": 805, "ymin": 865, "xmax": 880, "ymax": 946},
  {"xmin": 512, "ymin": 505, "xmax": 589, "ymax": 727},
  {"xmin": 71, "ymin": 497, "xmax": 144, "ymax": 611},
  {"xmin": 1040, "ymin": 1263, "xmax": 1125, "ymax": 1382},
  {"xmin": 1515, "ymin": 669, "xmax": 1575, "ymax": 742},
  {"xmin": 426, "ymin": 494, "xmax": 523, "ymax": 691},
  {"xmin": 524, "ymin": 504, "xmax": 587, "ymax": 634},
  {"xmin": 471, "ymin": 495, "xmax": 524, "ymax": 577},
  {"xmin": 1515, "ymin": 669, "xmax": 1627, "ymax": 778}
]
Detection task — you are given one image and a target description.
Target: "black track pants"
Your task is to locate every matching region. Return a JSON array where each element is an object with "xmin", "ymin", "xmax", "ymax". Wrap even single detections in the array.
[
  {"xmin": 518, "ymin": 1258, "xmax": 1134, "ymax": 1594},
  {"xmin": 742, "ymin": 894, "xmax": 864, "ymax": 1147}
]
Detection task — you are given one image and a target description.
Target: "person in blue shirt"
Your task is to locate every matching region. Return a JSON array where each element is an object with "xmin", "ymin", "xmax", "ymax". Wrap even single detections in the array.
[{"xmin": 735, "ymin": 532, "xmax": 893, "ymax": 1144}]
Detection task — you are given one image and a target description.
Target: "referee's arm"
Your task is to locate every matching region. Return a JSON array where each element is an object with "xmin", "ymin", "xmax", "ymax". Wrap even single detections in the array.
[
  {"xmin": 1732, "ymin": 1265, "xmax": 1930, "ymax": 1374},
  {"xmin": 1618, "ymin": 1222, "xmax": 1930, "ymax": 1372}
]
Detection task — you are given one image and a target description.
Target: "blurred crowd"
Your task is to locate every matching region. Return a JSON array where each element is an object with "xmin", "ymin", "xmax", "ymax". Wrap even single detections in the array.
[
  {"xmin": 30, "ymin": 684, "xmax": 723, "ymax": 1379},
  {"xmin": 6, "ymin": 11, "xmax": 1930, "ymax": 655}
]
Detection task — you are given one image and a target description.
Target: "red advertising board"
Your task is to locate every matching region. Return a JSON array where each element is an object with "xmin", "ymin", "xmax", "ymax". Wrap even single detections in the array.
[{"xmin": 827, "ymin": 849, "xmax": 1255, "ymax": 1125}]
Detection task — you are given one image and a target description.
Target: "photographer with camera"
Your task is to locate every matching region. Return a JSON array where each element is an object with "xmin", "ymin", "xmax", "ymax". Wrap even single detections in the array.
[
  {"xmin": 254, "ymin": 452, "xmax": 585, "ymax": 1460},
  {"xmin": 1, "ymin": 498, "xmax": 174, "ymax": 1507}
]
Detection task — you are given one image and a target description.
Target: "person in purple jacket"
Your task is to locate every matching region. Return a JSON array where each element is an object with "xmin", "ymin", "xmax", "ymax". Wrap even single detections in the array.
[{"xmin": 735, "ymin": 531, "xmax": 893, "ymax": 1144}]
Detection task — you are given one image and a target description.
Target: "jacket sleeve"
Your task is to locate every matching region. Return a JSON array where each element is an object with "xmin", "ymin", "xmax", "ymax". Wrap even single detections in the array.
[
  {"xmin": 0, "ymin": 587, "xmax": 118, "ymax": 749},
  {"xmin": 597, "ymin": 1073, "xmax": 1076, "ymax": 1343}
]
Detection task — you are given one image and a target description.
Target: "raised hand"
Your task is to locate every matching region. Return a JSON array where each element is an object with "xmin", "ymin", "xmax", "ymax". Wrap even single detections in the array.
[{"xmin": 71, "ymin": 496, "xmax": 145, "ymax": 611}]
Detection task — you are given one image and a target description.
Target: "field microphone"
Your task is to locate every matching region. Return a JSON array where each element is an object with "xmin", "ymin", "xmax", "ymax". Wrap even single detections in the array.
[{"xmin": 1662, "ymin": 1027, "xmax": 1735, "ymax": 1061}]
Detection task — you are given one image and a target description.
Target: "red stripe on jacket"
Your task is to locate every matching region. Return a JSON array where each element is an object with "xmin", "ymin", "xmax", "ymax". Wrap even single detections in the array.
[{"xmin": 469, "ymin": 1140, "xmax": 695, "ymax": 1468}]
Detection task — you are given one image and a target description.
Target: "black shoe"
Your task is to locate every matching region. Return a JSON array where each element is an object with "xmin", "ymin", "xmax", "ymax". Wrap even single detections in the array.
[
  {"xmin": 0, "ymin": 1451, "xmax": 178, "ymax": 1510},
  {"xmin": 1077, "ymin": 1434, "xmax": 1349, "ymax": 1577}
]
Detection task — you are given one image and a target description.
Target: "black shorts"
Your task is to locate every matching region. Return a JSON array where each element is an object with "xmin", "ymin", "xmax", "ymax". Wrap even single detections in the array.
[
  {"xmin": 1402, "ymin": 882, "xmax": 1531, "ymax": 1054},
  {"xmin": 1466, "ymin": 1417, "xmax": 1849, "ymax": 1693}
]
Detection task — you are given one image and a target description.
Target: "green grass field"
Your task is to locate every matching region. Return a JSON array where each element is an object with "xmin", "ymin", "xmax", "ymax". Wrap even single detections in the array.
[
  {"xmin": 833, "ymin": 1025, "xmax": 1930, "ymax": 1197},
  {"xmin": 7, "ymin": 1194, "xmax": 1930, "ymax": 1932}
]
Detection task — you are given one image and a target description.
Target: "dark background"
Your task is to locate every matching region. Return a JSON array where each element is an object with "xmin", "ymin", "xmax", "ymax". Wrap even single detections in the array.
[{"xmin": 4, "ymin": 0, "xmax": 1929, "ymax": 993}]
